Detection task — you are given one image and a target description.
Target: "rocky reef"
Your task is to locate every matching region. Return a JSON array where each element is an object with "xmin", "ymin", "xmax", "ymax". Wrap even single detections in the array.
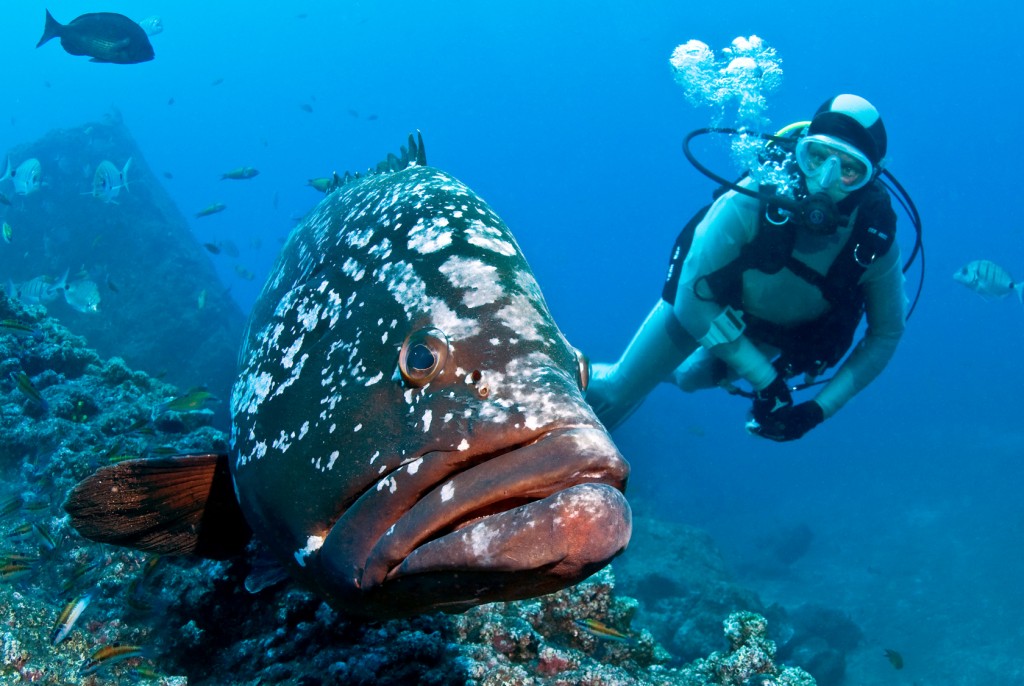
[
  {"xmin": 0, "ymin": 116, "xmax": 246, "ymax": 423},
  {"xmin": 0, "ymin": 294, "xmax": 816, "ymax": 685}
]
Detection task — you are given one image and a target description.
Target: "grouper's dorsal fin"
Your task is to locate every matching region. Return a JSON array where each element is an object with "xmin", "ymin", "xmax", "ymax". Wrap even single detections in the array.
[{"xmin": 330, "ymin": 131, "xmax": 426, "ymax": 193}]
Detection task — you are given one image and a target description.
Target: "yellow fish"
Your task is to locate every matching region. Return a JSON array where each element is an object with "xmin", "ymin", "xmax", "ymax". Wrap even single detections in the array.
[
  {"xmin": 574, "ymin": 618, "xmax": 634, "ymax": 643},
  {"xmin": 80, "ymin": 644, "xmax": 147, "ymax": 676},
  {"xmin": 156, "ymin": 388, "xmax": 217, "ymax": 414},
  {"xmin": 52, "ymin": 592, "xmax": 92, "ymax": 645},
  {"xmin": 883, "ymin": 648, "xmax": 904, "ymax": 669}
]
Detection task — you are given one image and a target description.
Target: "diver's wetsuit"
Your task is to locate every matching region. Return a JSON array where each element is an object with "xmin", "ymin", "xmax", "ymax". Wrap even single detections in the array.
[{"xmin": 668, "ymin": 177, "xmax": 906, "ymax": 418}]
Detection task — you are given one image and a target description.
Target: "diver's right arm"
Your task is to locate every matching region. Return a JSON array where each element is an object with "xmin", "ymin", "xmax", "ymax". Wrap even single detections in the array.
[{"xmin": 671, "ymin": 188, "xmax": 779, "ymax": 391}]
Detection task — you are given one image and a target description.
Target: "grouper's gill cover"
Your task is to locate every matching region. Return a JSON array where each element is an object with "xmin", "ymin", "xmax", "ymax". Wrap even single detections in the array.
[{"xmin": 229, "ymin": 152, "xmax": 631, "ymax": 617}]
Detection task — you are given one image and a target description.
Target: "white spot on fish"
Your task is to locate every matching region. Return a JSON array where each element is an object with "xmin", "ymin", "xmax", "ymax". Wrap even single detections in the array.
[
  {"xmin": 272, "ymin": 353, "xmax": 308, "ymax": 398},
  {"xmin": 342, "ymin": 256, "xmax": 366, "ymax": 281},
  {"xmin": 465, "ymin": 219, "xmax": 517, "ymax": 256},
  {"xmin": 407, "ymin": 457, "xmax": 423, "ymax": 475},
  {"xmin": 354, "ymin": 423, "xmax": 363, "ymax": 432},
  {"xmin": 458, "ymin": 438, "xmax": 469, "ymax": 451},
  {"xmin": 468, "ymin": 522, "xmax": 500, "ymax": 561},
  {"xmin": 294, "ymin": 535, "xmax": 324, "ymax": 567},
  {"xmin": 327, "ymin": 450, "xmax": 340, "ymax": 470},
  {"xmin": 234, "ymin": 371, "xmax": 274, "ymax": 415},
  {"xmin": 422, "ymin": 409, "xmax": 432, "ymax": 432},
  {"xmin": 345, "ymin": 227, "xmax": 374, "ymax": 249},
  {"xmin": 298, "ymin": 421, "xmax": 310, "ymax": 440},
  {"xmin": 368, "ymin": 237, "xmax": 392, "ymax": 260},
  {"xmin": 439, "ymin": 256, "xmax": 503, "ymax": 308},
  {"xmin": 281, "ymin": 335, "xmax": 305, "ymax": 369},
  {"xmin": 379, "ymin": 261, "xmax": 478, "ymax": 338},
  {"xmin": 365, "ymin": 371, "xmax": 383, "ymax": 386},
  {"xmin": 497, "ymin": 294, "xmax": 548, "ymax": 341},
  {"xmin": 272, "ymin": 431, "xmax": 292, "ymax": 453},
  {"xmin": 235, "ymin": 439, "xmax": 268, "ymax": 468},
  {"xmin": 297, "ymin": 300, "xmax": 322, "ymax": 331},
  {"xmin": 441, "ymin": 480, "xmax": 455, "ymax": 502},
  {"xmin": 377, "ymin": 476, "xmax": 398, "ymax": 494},
  {"xmin": 408, "ymin": 216, "xmax": 453, "ymax": 254}
]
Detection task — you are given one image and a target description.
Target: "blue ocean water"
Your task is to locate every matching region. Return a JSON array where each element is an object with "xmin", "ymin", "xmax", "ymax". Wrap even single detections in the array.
[{"xmin": 4, "ymin": 0, "xmax": 1024, "ymax": 682}]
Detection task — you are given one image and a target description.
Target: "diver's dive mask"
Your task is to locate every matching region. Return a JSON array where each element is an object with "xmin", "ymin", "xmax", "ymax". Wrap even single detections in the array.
[{"xmin": 795, "ymin": 134, "xmax": 874, "ymax": 192}]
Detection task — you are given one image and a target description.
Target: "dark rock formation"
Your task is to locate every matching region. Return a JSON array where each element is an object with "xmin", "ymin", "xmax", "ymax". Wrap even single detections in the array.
[{"xmin": 0, "ymin": 115, "xmax": 245, "ymax": 427}]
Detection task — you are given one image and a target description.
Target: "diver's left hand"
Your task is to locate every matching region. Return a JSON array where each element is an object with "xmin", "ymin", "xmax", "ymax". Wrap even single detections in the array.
[{"xmin": 747, "ymin": 400, "xmax": 825, "ymax": 442}]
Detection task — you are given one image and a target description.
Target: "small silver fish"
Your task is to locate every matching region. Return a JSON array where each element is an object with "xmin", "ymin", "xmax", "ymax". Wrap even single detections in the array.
[
  {"xmin": 64, "ymin": 279, "xmax": 101, "ymax": 313},
  {"xmin": 93, "ymin": 158, "xmax": 132, "ymax": 203},
  {"xmin": 953, "ymin": 260, "xmax": 1023, "ymax": 302},
  {"xmin": 7, "ymin": 271, "xmax": 67, "ymax": 305},
  {"xmin": 1, "ymin": 157, "xmax": 42, "ymax": 196}
]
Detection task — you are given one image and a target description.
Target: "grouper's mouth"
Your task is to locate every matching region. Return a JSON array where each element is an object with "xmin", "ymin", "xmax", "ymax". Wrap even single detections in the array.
[{"xmin": 316, "ymin": 425, "xmax": 631, "ymax": 617}]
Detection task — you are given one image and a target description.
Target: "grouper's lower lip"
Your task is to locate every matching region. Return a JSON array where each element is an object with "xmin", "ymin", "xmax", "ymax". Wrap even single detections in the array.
[
  {"xmin": 389, "ymin": 482, "xmax": 630, "ymax": 583},
  {"xmin": 319, "ymin": 425, "xmax": 630, "ymax": 608}
]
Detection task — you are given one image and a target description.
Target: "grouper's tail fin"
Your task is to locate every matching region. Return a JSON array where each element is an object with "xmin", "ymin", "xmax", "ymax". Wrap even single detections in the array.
[
  {"xmin": 64, "ymin": 453, "xmax": 252, "ymax": 560},
  {"xmin": 328, "ymin": 130, "xmax": 426, "ymax": 193}
]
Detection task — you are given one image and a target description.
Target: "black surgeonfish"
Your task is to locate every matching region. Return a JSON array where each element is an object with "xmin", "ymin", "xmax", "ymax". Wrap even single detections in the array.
[{"xmin": 36, "ymin": 10, "xmax": 154, "ymax": 64}]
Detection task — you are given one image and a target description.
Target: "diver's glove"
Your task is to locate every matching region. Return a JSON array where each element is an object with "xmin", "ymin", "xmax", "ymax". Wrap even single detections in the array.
[
  {"xmin": 750, "ymin": 374, "xmax": 793, "ymax": 425},
  {"xmin": 749, "ymin": 400, "xmax": 825, "ymax": 442}
]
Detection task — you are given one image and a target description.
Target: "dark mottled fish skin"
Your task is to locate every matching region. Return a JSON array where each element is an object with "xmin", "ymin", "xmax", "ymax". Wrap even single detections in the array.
[
  {"xmin": 230, "ymin": 161, "xmax": 631, "ymax": 618},
  {"xmin": 37, "ymin": 11, "xmax": 154, "ymax": 64}
]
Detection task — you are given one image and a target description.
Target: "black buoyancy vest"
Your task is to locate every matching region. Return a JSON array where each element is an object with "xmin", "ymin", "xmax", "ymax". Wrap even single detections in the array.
[{"xmin": 662, "ymin": 180, "xmax": 897, "ymax": 376}]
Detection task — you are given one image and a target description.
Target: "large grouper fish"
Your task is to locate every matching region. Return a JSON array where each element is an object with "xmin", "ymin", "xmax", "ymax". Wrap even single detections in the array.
[{"xmin": 65, "ymin": 134, "xmax": 632, "ymax": 619}]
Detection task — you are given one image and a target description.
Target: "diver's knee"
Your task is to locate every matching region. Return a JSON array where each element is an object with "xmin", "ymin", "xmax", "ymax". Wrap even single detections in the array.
[
  {"xmin": 585, "ymin": 363, "xmax": 640, "ymax": 430},
  {"xmin": 672, "ymin": 367, "xmax": 703, "ymax": 393},
  {"xmin": 671, "ymin": 352, "xmax": 726, "ymax": 393},
  {"xmin": 585, "ymin": 362, "xmax": 619, "ymax": 412}
]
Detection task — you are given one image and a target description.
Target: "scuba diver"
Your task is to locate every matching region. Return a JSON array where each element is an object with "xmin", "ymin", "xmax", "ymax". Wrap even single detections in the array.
[{"xmin": 587, "ymin": 94, "xmax": 919, "ymax": 442}]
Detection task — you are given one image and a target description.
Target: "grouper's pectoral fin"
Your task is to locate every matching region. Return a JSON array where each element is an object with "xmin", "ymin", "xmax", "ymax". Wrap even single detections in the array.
[{"xmin": 63, "ymin": 453, "xmax": 252, "ymax": 560}]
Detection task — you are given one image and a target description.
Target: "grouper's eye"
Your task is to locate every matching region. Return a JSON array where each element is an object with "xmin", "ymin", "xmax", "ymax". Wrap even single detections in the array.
[
  {"xmin": 574, "ymin": 347, "xmax": 590, "ymax": 392},
  {"xmin": 399, "ymin": 327, "xmax": 449, "ymax": 387}
]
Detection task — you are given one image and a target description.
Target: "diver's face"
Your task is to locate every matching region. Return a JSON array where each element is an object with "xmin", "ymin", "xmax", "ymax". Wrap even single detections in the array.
[
  {"xmin": 803, "ymin": 143, "xmax": 869, "ymax": 189},
  {"xmin": 797, "ymin": 136, "xmax": 871, "ymax": 202},
  {"xmin": 805, "ymin": 169, "xmax": 852, "ymax": 203}
]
